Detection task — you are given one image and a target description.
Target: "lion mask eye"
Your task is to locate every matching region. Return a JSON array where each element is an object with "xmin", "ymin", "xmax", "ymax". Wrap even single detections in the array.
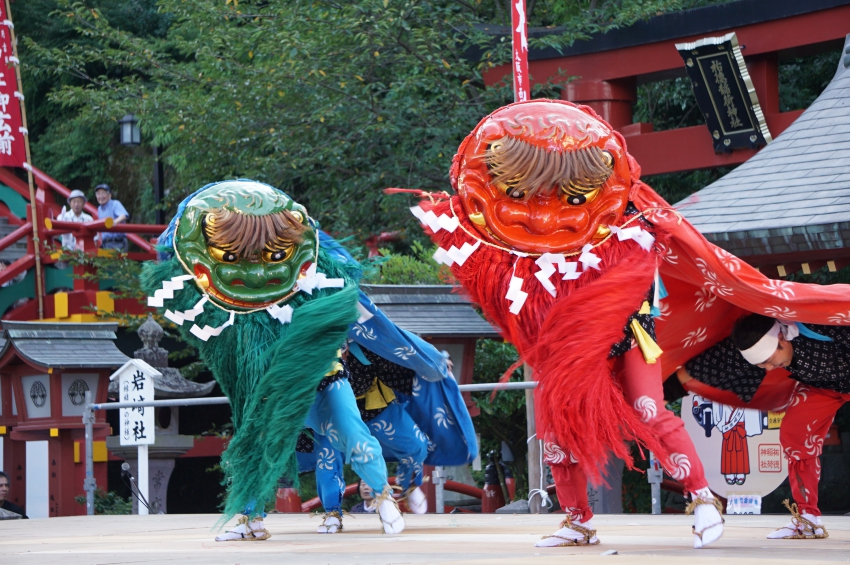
[
  {"xmin": 262, "ymin": 246, "xmax": 294, "ymax": 263},
  {"xmin": 209, "ymin": 246, "xmax": 239, "ymax": 263}
]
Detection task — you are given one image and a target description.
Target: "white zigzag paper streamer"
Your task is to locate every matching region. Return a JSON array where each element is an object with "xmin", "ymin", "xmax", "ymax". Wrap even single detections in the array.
[
  {"xmin": 296, "ymin": 263, "xmax": 345, "ymax": 295},
  {"xmin": 190, "ymin": 311, "xmax": 235, "ymax": 342},
  {"xmin": 578, "ymin": 244, "xmax": 602, "ymax": 271},
  {"xmin": 534, "ymin": 254, "xmax": 558, "ymax": 297},
  {"xmin": 506, "ymin": 275, "xmax": 528, "ymax": 315},
  {"xmin": 561, "ymin": 261, "xmax": 581, "ymax": 280},
  {"xmin": 410, "ymin": 205, "xmax": 459, "ymax": 233},
  {"xmin": 164, "ymin": 295, "xmax": 208, "ymax": 326},
  {"xmin": 267, "ymin": 303, "xmax": 294, "ymax": 324},
  {"xmin": 610, "ymin": 225, "xmax": 655, "ymax": 251},
  {"xmin": 432, "ymin": 240, "xmax": 481, "ymax": 267},
  {"xmin": 147, "ymin": 274, "xmax": 194, "ymax": 307}
]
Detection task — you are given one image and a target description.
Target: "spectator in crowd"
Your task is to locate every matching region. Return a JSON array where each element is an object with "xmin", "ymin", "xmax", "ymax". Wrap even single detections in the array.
[
  {"xmin": 95, "ymin": 183, "xmax": 129, "ymax": 253},
  {"xmin": 0, "ymin": 471, "xmax": 27, "ymax": 519},
  {"xmin": 349, "ymin": 479, "xmax": 376, "ymax": 514},
  {"xmin": 57, "ymin": 189, "xmax": 93, "ymax": 251},
  {"xmin": 0, "ymin": 259, "xmax": 25, "ymax": 287}
]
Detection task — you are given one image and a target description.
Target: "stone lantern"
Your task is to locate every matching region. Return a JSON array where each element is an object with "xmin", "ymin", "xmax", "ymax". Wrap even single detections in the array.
[{"xmin": 106, "ymin": 315, "xmax": 214, "ymax": 513}]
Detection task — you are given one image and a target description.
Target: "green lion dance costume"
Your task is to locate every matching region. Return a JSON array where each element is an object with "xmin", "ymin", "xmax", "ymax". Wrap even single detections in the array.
[{"xmin": 142, "ymin": 180, "xmax": 360, "ymax": 528}]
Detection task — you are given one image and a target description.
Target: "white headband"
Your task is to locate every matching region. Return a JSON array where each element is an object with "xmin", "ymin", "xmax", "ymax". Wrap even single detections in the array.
[{"xmin": 739, "ymin": 320, "xmax": 799, "ymax": 365}]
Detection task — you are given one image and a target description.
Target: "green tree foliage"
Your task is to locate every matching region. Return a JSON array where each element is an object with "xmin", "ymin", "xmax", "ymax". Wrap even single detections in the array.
[
  {"xmin": 470, "ymin": 339, "xmax": 529, "ymax": 497},
  {"xmin": 23, "ymin": 0, "xmax": 728, "ymax": 239}
]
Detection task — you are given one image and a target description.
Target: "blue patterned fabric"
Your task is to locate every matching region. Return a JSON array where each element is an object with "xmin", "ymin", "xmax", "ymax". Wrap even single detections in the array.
[
  {"xmin": 319, "ymin": 230, "xmax": 478, "ymax": 466},
  {"xmin": 304, "ymin": 378, "xmax": 389, "ymax": 496}
]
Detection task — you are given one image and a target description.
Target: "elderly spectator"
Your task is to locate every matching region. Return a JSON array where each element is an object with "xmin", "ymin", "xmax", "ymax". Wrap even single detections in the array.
[
  {"xmin": 57, "ymin": 189, "xmax": 93, "ymax": 251},
  {"xmin": 95, "ymin": 183, "xmax": 129, "ymax": 253},
  {"xmin": 0, "ymin": 471, "xmax": 27, "ymax": 519}
]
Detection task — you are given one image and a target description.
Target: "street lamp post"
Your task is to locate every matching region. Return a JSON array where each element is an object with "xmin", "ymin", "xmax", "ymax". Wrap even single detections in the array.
[{"xmin": 119, "ymin": 114, "xmax": 165, "ymax": 224}]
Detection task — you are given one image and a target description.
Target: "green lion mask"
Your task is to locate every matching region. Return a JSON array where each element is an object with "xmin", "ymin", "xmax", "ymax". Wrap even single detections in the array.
[{"xmin": 173, "ymin": 180, "xmax": 317, "ymax": 309}]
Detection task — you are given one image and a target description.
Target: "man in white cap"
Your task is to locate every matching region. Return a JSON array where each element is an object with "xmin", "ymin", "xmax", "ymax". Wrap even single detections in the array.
[
  {"xmin": 56, "ymin": 189, "xmax": 93, "ymax": 250},
  {"xmin": 676, "ymin": 313, "xmax": 850, "ymax": 540}
]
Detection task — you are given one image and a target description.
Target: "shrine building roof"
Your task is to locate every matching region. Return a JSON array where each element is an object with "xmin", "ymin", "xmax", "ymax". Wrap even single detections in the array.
[
  {"xmin": 361, "ymin": 285, "xmax": 501, "ymax": 340},
  {"xmin": 678, "ymin": 33, "xmax": 850, "ymax": 261},
  {"xmin": 0, "ymin": 321, "xmax": 130, "ymax": 370}
]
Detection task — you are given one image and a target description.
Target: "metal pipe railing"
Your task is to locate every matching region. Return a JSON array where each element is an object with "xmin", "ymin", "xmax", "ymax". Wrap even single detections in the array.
[{"xmin": 82, "ymin": 395, "xmax": 231, "ymax": 516}]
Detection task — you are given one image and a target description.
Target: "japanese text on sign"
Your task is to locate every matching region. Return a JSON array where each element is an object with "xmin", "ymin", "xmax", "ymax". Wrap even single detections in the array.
[{"xmin": 119, "ymin": 368, "xmax": 155, "ymax": 446}]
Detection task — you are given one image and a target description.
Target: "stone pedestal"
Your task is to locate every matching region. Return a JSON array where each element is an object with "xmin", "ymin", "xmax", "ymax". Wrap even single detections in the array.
[
  {"xmin": 443, "ymin": 464, "xmax": 480, "ymax": 507},
  {"xmin": 586, "ymin": 456, "xmax": 624, "ymax": 514},
  {"xmin": 106, "ymin": 434, "xmax": 194, "ymax": 514}
]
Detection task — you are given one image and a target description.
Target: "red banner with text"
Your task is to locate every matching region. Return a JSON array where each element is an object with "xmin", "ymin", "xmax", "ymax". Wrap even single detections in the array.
[
  {"xmin": 0, "ymin": 6, "xmax": 25, "ymax": 168},
  {"xmin": 511, "ymin": 0, "xmax": 530, "ymax": 102}
]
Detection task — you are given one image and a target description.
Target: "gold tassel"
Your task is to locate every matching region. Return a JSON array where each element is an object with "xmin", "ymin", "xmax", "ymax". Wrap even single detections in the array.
[{"xmin": 630, "ymin": 317, "xmax": 663, "ymax": 364}]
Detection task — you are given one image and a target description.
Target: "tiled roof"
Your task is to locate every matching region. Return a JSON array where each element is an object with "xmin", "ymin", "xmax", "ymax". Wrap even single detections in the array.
[
  {"xmin": 362, "ymin": 285, "xmax": 501, "ymax": 339},
  {"xmin": 1, "ymin": 321, "xmax": 130, "ymax": 369},
  {"xmin": 677, "ymin": 34, "xmax": 850, "ymax": 258}
]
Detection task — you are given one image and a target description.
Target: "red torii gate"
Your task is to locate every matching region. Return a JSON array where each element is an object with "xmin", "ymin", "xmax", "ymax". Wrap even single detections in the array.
[{"xmin": 487, "ymin": 0, "xmax": 850, "ymax": 177}]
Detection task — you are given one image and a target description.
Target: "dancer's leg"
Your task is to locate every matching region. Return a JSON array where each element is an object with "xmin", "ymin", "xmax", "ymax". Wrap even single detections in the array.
[
  {"xmin": 313, "ymin": 434, "xmax": 346, "ymax": 533},
  {"xmin": 768, "ymin": 387, "xmax": 846, "ymax": 539},
  {"xmin": 615, "ymin": 346, "xmax": 721, "ymax": 548},
  {"xmin": 369, "ymin": 401, "xmax": 429, "ymax": 513},
  {"xmin": 535, "ymin": 444, "xmax": 598, "ymax": 547},
  {"xmin": 306, "ymin": 379, "xmax": 404, "ymax": 534}
]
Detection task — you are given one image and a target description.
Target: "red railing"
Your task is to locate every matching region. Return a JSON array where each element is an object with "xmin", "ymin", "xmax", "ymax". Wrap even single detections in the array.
[{"xmin": 0, "ymin": 164, "xmax": 166, "ymax": 318}]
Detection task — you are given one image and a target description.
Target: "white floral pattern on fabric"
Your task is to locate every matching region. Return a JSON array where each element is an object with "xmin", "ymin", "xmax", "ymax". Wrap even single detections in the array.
[
  {"xmin": 413, "ymin": 424, "xmax": 428, "ymax": 444},
  {"xmin": 411, "ymin": 377, "xmax": 422, "ymax": 397},
  {"xmin": 764, "ymin": 305, "xmax": 797, "ymax": 319},
  {"xmin": 783, "ymin": 445, "xmax": 802, "ymax": 461},
  {"xmin": 655, "ymin": 301, "xmax": 672, "ymax": 320},
  {"xmin": 435, "ymin": 406, "xmax": 456, "ymax": 428},
  {"xmin": 790, "ymin": 386, "xmax": 809, "ymax": 408},
  {"xmin": 803, "ymin": 421, "xmax": 824, "ymax": 457},
  {"xmin": 352, "ymin": 324, "xmax": 377, "ymax": 340},
  {"xmin": 682, "ymin": 327, "xmax": 708, "ymax": 347},
  {"xmin": 427, "ymin": 441, "xmax": 437, "ymax": 453},
  {"xmin": 633, "ymin": 396, "xmax": 657, "ymax": 423},
  {"xmin": 764, "ymin": 279, "xmax": 796, "ymax": 300},
  {"xmin": 667, "ymin": 453, "xmax": 692, "ymax": 480},
  {"xmin": 370, "ymin": 420, "xmax": 396, "ymax": 439},
  {"xmin": 828, "ymin": 311, "xmax": 850, "ymax": 324},
  {"xmin": 394, "ymin": 346, "xmax": 416, "ymax": 360},
  {"xmin": 695, "ymin": 258, "xmax": 734, "ymax": 296},
  {"xmin": 317, "ymin": 447, "xmax": 336, "ymax": 470},
  {"xmin": 657, "ymin": 241, "xmax": 678, "ymax": 265},
  {"xmin": 350, "ymin": 441, "xmax": 376, "ymax": 463},
  {"xmin": 543, "ymin": 442, "xmax": 566, "ymax": 464},
  {"xmin": 714, "ymin": 247, "xmax": 742, "ymax": 272},
  {"xmin": 694, "ymin": 287, "xmax": 716, "ymax": 312},
  {"xmin": 319, "ymin": 421, "xmax": 340, "ymax": 444}
]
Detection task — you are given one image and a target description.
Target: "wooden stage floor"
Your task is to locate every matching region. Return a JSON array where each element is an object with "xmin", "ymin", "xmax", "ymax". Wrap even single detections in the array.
[{"xmin": 1, "ymin": 512, "xmax": 848, "ymax": 564}]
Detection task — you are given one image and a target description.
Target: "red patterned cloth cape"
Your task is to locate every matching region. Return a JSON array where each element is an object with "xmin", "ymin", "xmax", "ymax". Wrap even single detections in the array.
[{"xmin": 405, "ymin": 100, "xmax": 850, "ymax": 480}]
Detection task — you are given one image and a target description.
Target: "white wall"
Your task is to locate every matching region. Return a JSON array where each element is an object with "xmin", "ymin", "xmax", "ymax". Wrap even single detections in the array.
[{"xmin": 25, "ymin": 441, "xmax": 49, "ymax": 519}]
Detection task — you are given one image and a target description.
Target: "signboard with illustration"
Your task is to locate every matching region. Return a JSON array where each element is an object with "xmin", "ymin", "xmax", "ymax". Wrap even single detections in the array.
[{"xmin": 683, "ymin": 392, "xmax": 787, "ymax": 506}]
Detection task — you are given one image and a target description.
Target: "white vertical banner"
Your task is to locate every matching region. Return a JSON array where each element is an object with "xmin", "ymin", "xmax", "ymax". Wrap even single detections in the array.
[{"xmin": 25, "ymin": 440, "xmax": 49, "ymax": 519}]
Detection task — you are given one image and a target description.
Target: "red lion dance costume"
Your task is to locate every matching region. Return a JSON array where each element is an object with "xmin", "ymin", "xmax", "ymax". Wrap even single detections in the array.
[
  {"xmin": 400, "ymin": 99, "xmax": 728, "ymax": 548},
  {"xmin": 400, "ymin": 98, "xmax": 850, "ymax": 547}
]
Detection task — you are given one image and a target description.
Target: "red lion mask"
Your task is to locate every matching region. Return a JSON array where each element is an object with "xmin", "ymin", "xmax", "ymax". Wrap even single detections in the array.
[{"xmin": 451, "ymin": 100, "xmax": 636, "ymax": 254}]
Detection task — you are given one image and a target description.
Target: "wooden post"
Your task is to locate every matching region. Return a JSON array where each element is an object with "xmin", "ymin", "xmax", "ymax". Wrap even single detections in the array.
[{"xmin": 525, "ymin": 363, "xmax": 544, "ymax": 513}]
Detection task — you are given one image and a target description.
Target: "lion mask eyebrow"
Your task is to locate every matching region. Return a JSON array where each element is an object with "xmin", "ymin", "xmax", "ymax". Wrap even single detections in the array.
[
  {"xmin": 484, "ymin": 136, "xmax": 613, "ymax": 199},
  {"xmin": 202, "ymin": 208, "xmax": 308, "ymax": 256}
]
